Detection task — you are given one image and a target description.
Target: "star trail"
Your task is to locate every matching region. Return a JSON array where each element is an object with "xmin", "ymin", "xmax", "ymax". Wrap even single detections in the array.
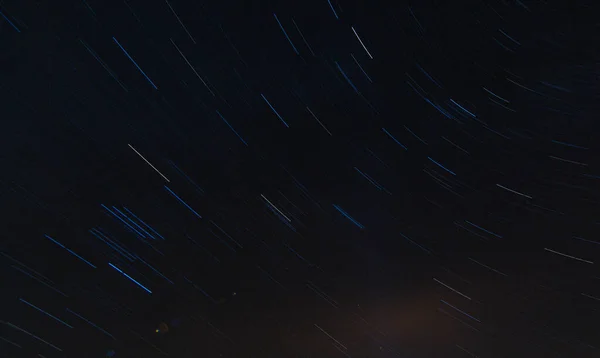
[{"xmin": 1, "ymin": 0, "xmax": 599, "ymax": 357}]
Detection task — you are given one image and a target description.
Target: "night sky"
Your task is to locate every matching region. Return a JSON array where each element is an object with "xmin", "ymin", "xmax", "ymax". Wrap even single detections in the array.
[{"xmin": 1, "ymin": 0, "xmax": 599, "ymax": 357}]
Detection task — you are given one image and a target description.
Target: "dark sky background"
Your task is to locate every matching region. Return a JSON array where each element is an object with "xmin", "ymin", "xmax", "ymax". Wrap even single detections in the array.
[{"xmin": 1, "ymin": 0, "xmax": 599, "ymax": 357}]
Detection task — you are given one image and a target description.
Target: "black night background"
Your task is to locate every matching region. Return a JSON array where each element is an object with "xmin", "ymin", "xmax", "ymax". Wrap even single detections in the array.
[{"xmin": 1, "ymin": 0, "xmax": 599, "ymax": 357}]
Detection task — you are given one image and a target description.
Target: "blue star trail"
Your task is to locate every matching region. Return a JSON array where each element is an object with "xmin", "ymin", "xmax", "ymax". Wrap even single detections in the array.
[{"xmin": 108, "ymin": 263, "xmax": 153, "ymax": 294}]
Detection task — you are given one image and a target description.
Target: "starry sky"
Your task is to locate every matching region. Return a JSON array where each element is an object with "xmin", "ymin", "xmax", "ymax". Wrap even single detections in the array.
[{"xmin": 1, "ymin": 0, "xmax": 599, "ymax": 357}]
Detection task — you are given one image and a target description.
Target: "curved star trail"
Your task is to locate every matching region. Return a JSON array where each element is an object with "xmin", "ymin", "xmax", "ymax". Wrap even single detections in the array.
[{"xmin": 1, "ymin": 1, "xmax": 599, "ymax": 357}]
